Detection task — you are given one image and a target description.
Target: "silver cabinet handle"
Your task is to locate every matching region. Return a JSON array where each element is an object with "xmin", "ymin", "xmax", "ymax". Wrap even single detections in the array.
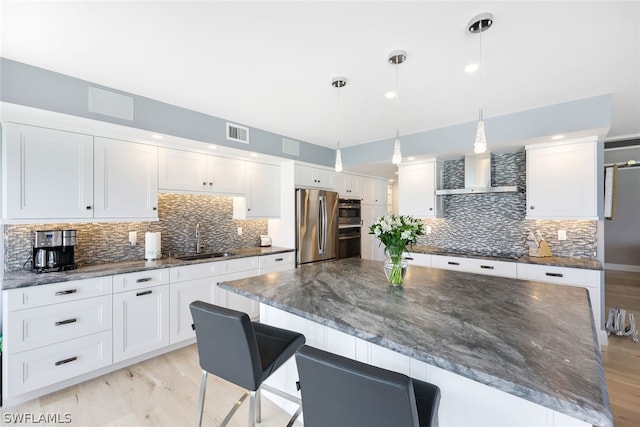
[
  {"xmin": 480, "ymin": 265, "xmax": 494, "ymax": 270},
  {"xmin": 55, "ymin": 318, "xmax": 77, "ymax": 326},
  {"xmin": 136, "ymin": 277, "xmax": 153, "ymax": 283},
  {"xmin": 448, "ymin": 261, "xmax": 460, "ymax": 266},
  {"xmin": 55, "ymin": 289, "xmax": 77, "ymax": 296},
  {"xmin": 545, "ymin": 272, "xmax": 563, "ymax": 278},
  {"xmin": 136, "ymin": 290, "xmax": 153, "ymax": 297},
  {"xmin": 55, "ymin": 356, "xmax": 78, "ymax": 366},
  {"xmin": 275, "ymin": 258, "xmax": 284, "ymax": 262}
]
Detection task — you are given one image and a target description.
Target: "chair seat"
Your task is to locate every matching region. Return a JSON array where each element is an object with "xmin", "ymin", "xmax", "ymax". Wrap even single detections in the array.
[{"xmin": 254, "ymin": 322, "xmax": 306, "ymax": 383}]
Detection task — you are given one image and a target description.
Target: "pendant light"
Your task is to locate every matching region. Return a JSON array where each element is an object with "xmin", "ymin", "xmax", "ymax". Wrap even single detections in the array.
[
  {"xmin": 468, "ymin": 12, "xmax": 493, "ymax": 154},
  {"xmin": 388, "ymin": 50, "xmax": 406, "ymax": 165},
  {"xmin": 331, "ymin": 77, "xmax": 346, "ymax": 172}
]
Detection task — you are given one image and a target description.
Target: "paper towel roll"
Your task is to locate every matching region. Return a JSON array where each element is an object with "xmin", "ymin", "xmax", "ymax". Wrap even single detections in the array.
[{"xmin": 145, "ymin": 232, "xmax": 161, "ymax": 260}]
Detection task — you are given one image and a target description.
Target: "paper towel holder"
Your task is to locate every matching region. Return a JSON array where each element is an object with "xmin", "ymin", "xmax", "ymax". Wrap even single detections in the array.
[{"xmin": 145, "ymin": 232, "xmax": 162, "ymax": 261}]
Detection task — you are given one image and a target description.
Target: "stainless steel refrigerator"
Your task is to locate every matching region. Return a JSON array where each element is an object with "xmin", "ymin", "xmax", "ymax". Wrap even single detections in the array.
[{"xmin": 296, "ymin": 188, "xmax": 339, "ymax": 266}]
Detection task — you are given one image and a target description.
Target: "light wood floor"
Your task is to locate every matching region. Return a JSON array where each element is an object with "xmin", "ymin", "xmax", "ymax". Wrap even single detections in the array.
[
  {"xmin": 601, "ymin": 270, "xmax": 640, "ymax": 427},
  {"xmin": 2, "ymin": 270, "xmax": 639, "ymax": 426}
]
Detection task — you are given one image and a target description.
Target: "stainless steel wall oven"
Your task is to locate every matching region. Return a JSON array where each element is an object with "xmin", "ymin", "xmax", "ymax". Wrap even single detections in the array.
[{"xmin": 338, "ymin": 199, "xmax": 361, "ymax": 259}]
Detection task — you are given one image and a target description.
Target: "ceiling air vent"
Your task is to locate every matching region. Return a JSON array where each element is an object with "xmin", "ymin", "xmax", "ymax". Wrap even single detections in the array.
[{"xmin": 226, "ymin": 122, "xmax": 249, "ymax": 144}]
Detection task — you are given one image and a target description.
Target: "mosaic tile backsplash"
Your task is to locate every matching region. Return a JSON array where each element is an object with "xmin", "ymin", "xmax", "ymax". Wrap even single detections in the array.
[
  {"xmin": 4, "ymin": 194, "xmax": 267, "ymax": 272},
  {"xmin": 414, "ymin": 152, "xmax": 598, "ymax": 258}
]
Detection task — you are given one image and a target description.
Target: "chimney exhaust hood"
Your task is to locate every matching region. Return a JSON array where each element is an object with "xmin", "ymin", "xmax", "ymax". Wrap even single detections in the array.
[{"xmin": 435, "ymin": 152, "xmax": 519, "ymax": 195}]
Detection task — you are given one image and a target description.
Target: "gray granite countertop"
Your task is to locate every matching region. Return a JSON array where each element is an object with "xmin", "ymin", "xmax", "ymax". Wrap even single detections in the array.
[
  {"xmin": 220, "ymin": 258, "xmax": 612, "ymax": 427},
  {"xmin": 1, "ymin": 246, "xmax": 293, "ymax": 290},
  {"xmin": 408, "ymin": 245, "xmax": 603, "ymax": 270}
]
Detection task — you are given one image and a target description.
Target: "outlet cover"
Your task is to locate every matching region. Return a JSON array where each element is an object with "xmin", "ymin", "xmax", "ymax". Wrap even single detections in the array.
[
  {"xmin": 237, "ymin": 227, "xmax": 243, "ymax": 236},
  {"xmin": 426, "ymin": 225, "xmax": 432, "ymax": 234},
  {"xmin": 558, "ymin": 230, "xmax": 567, "ymax": 240}
]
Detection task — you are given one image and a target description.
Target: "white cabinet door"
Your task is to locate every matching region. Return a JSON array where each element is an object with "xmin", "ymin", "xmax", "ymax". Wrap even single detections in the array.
[
  {"xmin": 217, "ymin": 257, "xmax": 260, "ymax": 320},
  {"xmin": 337, "ymin": 173, "xmax": 362, "ymax": 199},
  {"xmin": 207, "ymin": 156, "xmax": 245, "ymax": 195},
  {"xmin": 245, "ymin": 162, "xmax": 281, "ymax": 219},
  {"xmin": 169, "ymin": 277, "xmax": 217, "ymax": 344},
  {"xmin": 362, "ymin": 178, "xmax": 387, "ymax": 206},
  {"xmin": 295, "ymin": 164, "xmax": 335, "ymax": 189},
  {"xmin": 361, "ymin": 205, "xmax": 387, "ymax": 261},
  {"xmin": 94, "ymin": 137, "xmax": 158, "ymax": 219},
  {"xmin": 526, "ymin": 139, "xmax": 598, "ymax": 220},
  {"xmin": 158, "ymin": 147, "xmax": 208, "ymax": 192},
  {"xmin": 113, "ymin": 284, "xmax": 170, "ymax": 363},
  {"xmin": 259, "ymin": 252, "xmax": 295, "ymax": 273},
  {"xmin": 398, "ymin": 160, "xmax": 442, "ymax": 218},
  {"xmin": 4, "ymin": 123, "xmax": 94, "ymax": 219}
]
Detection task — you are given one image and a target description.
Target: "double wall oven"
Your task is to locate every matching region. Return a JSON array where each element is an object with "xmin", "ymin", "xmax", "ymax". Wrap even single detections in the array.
[{"xmin": 338, "ymin": 198, "xmax": 362, "ymax": 259}]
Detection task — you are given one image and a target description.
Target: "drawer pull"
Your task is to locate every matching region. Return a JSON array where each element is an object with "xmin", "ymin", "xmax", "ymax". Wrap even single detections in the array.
[
  {"xmin": 545, "ymin": 272, "xmax": 564, "ymax": 278},
  {"xmin": 136, "ymin": 290, "xmax": 153, "ymax": 297},
  {"xmin": 404, "ymin": 256, "xmax": 414, "ymax": 261},
  {"xmin": 480, "ymin": 265, "xmax": 494, "ymax": 270},
  {"xmin": 55, "ymin": 318, "xmax": 78, "ymax": 326},
  {"xmin": 136, "ymin": 277, "xmax": 153, "ymax": 283},
  {"xmin": 275, "ymin": 258, "xmax": 284, "ymax": 262},
  {"xmin": 55, "ymin": 356, "xmax": 78, "ymax": 366},
  {"xmin": 447, "ymin": 261, "xmax": 460, "ymax": 266},
  {"xmin": 55, "ymin": 289, "xmax": 77, "ymax": 296}
]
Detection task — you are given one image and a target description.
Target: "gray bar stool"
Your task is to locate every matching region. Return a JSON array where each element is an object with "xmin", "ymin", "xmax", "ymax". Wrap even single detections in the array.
[
  {"xmin": 190, "ymin": 300, "xmax": 305, "ymax": 427},
  {"xmin": 295, "ymin": 345, "xmax": 441, "ymax": 427}
]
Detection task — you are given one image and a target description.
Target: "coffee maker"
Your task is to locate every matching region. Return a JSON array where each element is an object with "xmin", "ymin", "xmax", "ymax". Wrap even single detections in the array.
[{"xmin": 33, "ymin": 230, "xmax": 77, "ymax": 273}]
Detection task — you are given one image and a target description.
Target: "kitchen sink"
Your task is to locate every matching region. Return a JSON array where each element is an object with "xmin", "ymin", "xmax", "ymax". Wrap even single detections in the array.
[{"xmin": 176, "ymin": 252, "xmax": 236, "ymax": 261}]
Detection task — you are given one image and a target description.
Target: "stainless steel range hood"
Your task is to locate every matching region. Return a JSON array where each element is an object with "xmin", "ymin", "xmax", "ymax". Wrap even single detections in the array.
[{"xmin": 435, "ymin": 152, "xmax": 519, "ymax": 195}]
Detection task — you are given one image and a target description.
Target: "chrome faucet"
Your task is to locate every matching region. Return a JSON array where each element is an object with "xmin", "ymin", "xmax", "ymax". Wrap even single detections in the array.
[{"xmin": 195, "ymin": 222, "xmax": 201, "ymax": 254}]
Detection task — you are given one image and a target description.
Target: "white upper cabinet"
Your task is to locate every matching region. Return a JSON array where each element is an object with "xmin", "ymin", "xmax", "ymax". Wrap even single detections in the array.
[
  {"xmin": 234, "ymin": 162, "xmax": 281, "ymax": 219},
  {"xmin": 295, "ymin": 164, "xmax": 335, "ymax": 190},
  {"xmin": 158, "ymin": 147, "xmax": 245, "ymax": 195},
  {"xmin": 398, "ymin": 160, "xmax": 443, "ymax": 218},
  {"xmin": 337, "ymin": 173, "xmax": 362, "ymax": 199},
  {"xmin": 526, "ymin": 138, "xmax": 598, "ymax": 220},
  {"xmin": 3, "ymin": 123, "xmax": 94, "ymax": 219},
  {"xmin": 361, "ymin": 178, "xmax": 387, "ymax": 206},
  {"xmin": 94, "ymin": 137, "xmax": 158, "ymax": 219}
]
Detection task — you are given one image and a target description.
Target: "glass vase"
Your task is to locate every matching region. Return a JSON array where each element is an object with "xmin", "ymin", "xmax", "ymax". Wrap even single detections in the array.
[{"xmin": 383, "ymin": 255, "xmax": 408, "ymax": 287}]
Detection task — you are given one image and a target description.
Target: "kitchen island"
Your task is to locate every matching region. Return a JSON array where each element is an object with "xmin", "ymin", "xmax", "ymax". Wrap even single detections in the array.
[{"xmin": 219, "ymin": 258, "xmax": 612, "ymax": 427}]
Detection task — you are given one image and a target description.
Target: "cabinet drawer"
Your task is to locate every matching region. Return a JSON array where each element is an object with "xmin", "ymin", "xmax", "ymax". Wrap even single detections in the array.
[
  {"xmin": 516, "ymin": 263, "xmax": 599, "ymax": 287},
  {"xmin": 465, "ymin": 258, "xmax": 517, "ymax": 278},
  {"xmin": 218, "ymin": 257, "xmax": 259, "ymax": 275},
  {"xmin": 403, "ymin": 252, "xmax": 431, "ymax": 268},
  {"xmin": 7, "ymin": 277, "xmax": 113, "ymax": 311},
  {"xmin": 431, "ymin": 255, "xmax": 474, "ymax": 273},
  {"xmin": 169, "ymin": 262, "xmax": 217, "ymax": 283},
  {"xmin": 259, "ymin": 253, "xmax": 294, "ymax": 272},
  {"xmin": 8, "ymin": 295, "xmax": 112, "ymax": 354},
  {"xmin": 7, "ymin": 330, "xmax": 113, "ymax": 396},
  {"xmin": 113, "ymin": 269, "xmax": 169, "ymax": 293}
]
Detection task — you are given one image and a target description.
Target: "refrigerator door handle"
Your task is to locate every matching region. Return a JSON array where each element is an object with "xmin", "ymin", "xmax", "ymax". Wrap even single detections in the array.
[
  {"xmin": 322, "ymin": 195, "xmax": 328, "ymax": 254},
  {"xmin": 318, "ymin": 195, "xmax": 325, "ymax": 254}
]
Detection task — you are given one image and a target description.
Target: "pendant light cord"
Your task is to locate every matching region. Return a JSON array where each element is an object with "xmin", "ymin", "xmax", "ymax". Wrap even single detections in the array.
[
  {"xmin": 395, "ymin": 59, "xmax": 400, "ymax": 139},
  {"xmin": 479, "ymin": 20, "xmax": 483, "ymax": 121}
]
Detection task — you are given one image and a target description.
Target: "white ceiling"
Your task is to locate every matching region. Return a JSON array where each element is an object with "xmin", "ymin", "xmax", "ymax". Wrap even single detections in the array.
[{"xmin": 2, "ymin": 1, "xmax": 639, "ymax": 155}]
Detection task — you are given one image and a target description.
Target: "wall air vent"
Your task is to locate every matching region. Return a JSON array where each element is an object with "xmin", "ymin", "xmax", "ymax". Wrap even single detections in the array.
[
  {"xmin": 226, "ymin": 122, "xmax": 250, "ymax": 144},
  {"xmin": 282, "ymin": 138, "xmax": 300, "ymax": 156}
]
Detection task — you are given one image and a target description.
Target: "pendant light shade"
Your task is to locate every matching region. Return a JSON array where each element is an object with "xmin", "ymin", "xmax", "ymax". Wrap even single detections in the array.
[
  {"xmin": 331, "ymin": 77, "xmax": 347, "ymax": 172},
  {"xmin": 468, "ymin": 13, "xmax": 493, "ymax": 154},
  {"xmin": 388, "ymin": 50, "xmax": 406, "ymax": 165}
]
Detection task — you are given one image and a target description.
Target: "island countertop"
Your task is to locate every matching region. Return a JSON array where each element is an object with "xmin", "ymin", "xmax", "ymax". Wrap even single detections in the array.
[{"xmin": 219, "ymin": 258, "xmax": 612, "ymax": 427}]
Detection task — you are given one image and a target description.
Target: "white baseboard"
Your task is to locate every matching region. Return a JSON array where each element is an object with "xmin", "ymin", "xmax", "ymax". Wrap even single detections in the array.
[{"xmin": 604, "ymin": 263, "xmax": 640, "ymax": 272}]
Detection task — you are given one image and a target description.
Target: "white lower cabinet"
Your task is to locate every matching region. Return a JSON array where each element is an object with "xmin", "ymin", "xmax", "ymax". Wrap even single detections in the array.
[
  {"xmin": 259, "ymin": 252, "xmax": 295, "ymax": 273},
  {"xmin": 217, "ymin": 257, "xmax": 260, "ymax": 320},
  {"xmin": 168, "ymin": 262, "xmax": 218, "ymax": 344},
  {"xmin": 431, "ymin": 255, "xmax": 517, "ymax": 278},
  {"xmin": 112, "ymin": 284, "xmax": 170, "ymax": 363},
  {"xmin": 404, "ymin": 252, "xmax": 432, "ymax": 267}
]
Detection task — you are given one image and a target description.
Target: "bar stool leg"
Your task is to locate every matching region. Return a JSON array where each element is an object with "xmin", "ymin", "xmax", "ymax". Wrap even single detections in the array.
[
  {"xmin": 255, "ymin": 388, "xmax": 262, "ymax": 423},
  {"xmin": 248, "ymin": 391, "xmax": 258, "ymax": 427},
  {"xmin": 196, "ymin": 370, "xmax": 208, "ymax": 427}
]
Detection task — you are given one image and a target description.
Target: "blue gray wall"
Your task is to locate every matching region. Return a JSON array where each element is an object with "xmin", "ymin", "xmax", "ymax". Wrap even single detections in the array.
[{"xmin": 0, "ymin": 58, "xmax": 334, "ymax": 167}]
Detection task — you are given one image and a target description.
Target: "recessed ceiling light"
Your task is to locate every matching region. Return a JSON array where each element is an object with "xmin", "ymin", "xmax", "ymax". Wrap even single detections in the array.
[
  {"xmin": 250, "ymin": 152, "xmax": 258, "ymax": 157},
  {"xmin": 388, "ymin": 179, "xmax": 394, "ymax": 183},
  {"xmin": 385, "ymin": 91, "xmax": 396, "ymax": 99},
  {"xmin": 551, "ymin": 134, "xmax": 565, "ymax": 140},
  {"xmin": 208, "ymin": 144, "xmax": 217, "ymax": 149},
  {"xmin": 465, "ymin": 63, "xmax": 479, "ymax": 73},
  {"xmin": 407, "ymin": 156, "xmax": 415, "ymax": 161},
  {"xmin": 151, "ymin": 134, "xmax": 163, "ymax": 140},
  {"xmin": 395, "ymin": 171, "xmax": 399, "ymax": 175}
]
